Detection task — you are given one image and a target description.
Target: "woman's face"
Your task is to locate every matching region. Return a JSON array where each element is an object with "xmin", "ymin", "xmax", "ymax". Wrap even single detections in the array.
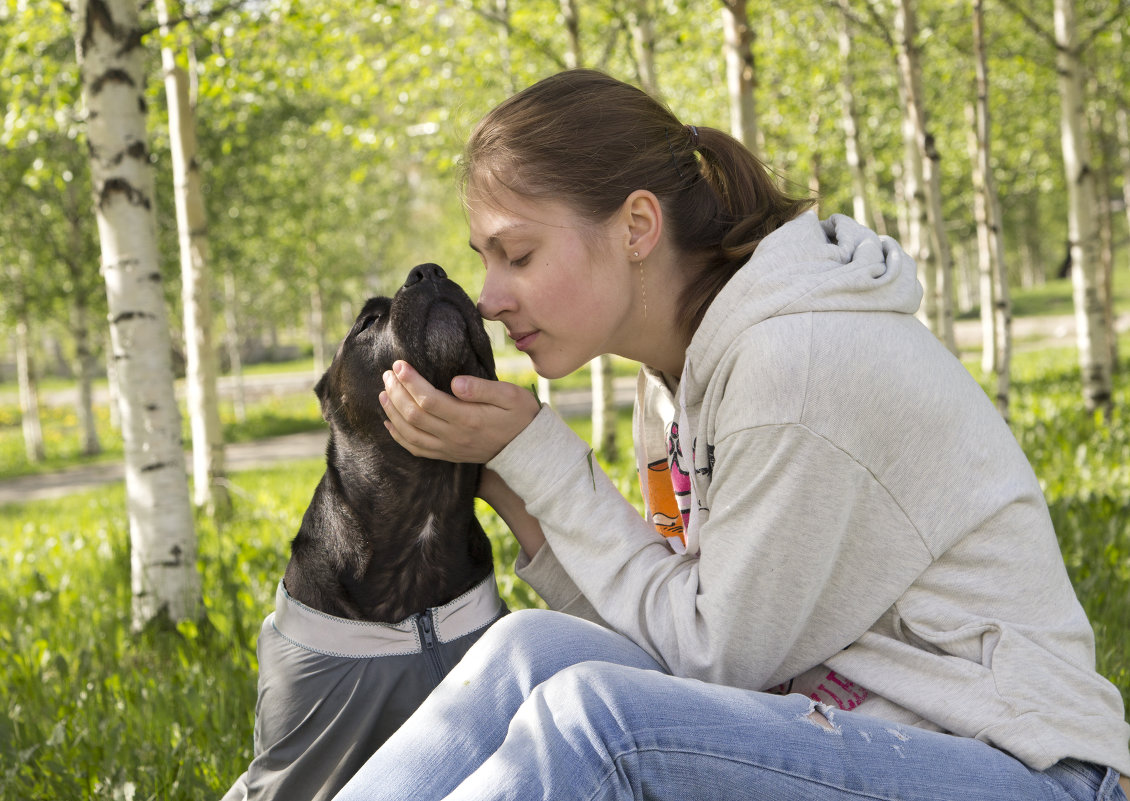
[{"xmin": 467, "ymin": 183, "xmax": 636, "ymax": 380}]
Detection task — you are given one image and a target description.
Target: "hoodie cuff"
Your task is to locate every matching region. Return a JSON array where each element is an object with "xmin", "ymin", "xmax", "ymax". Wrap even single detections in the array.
[{"xmin": 488, "ymin": 404, "xmax": 592, "ymax": 505}]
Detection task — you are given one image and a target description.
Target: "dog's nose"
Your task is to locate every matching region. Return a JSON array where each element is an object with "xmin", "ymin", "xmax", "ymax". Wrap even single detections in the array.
[{"xmin": 404, "ymin": 263, "xmax": 447, "ymax": 288}]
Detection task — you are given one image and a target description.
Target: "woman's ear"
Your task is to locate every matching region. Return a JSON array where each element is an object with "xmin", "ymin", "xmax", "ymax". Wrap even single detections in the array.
[{"xmin": 622, "ymin": 189, "xmax": 662, "ymax": 260}]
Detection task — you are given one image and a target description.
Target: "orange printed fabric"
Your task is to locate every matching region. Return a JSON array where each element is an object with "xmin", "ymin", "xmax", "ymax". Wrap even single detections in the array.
[{"xmin": 644, "ymin": 458, "xmax": 687, "ymax": 549}]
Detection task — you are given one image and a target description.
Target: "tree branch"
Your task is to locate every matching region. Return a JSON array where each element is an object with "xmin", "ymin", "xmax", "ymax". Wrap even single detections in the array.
[
  {"xmin": 1078, "ymin": 0, "xmax": 1130, "ymax": 52},
  {"xmin": 138, "ymin": 0, "xmax": 249, "ymax": 40},
  {"xmin": 458, "ymin": 0, "xmax": 568, "ymax": 71},
  {"xmin": 855, "ymin": 0, "xmax": 896, "ymax": 50},
  {"xmin": 994, "ymin": 0, "xmax": 1057, "ymax": 49}
]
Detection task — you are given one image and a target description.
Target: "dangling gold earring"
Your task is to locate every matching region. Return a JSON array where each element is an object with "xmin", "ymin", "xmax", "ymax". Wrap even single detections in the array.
[{"xmin": 634, "ymin": 251, "xmax": 647, "ymax": 319}]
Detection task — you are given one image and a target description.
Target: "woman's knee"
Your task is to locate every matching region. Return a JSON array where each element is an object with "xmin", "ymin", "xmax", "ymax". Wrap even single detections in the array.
[
  {"xmin": 451, "ymin": 609, "xmax": 662, "ymax": 690},
  {"xmin": 517, "ymin": 661, "xmax": 650, "ymax": 750},
  {"xmin": 449, "ymin": 609, "xmax": 593, "ymax": 688}
]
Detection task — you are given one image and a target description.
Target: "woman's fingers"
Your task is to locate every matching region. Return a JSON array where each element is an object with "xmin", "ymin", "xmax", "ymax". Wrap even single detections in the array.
[{"xmin": 380, "ymin": 361, "xmax": 540, "ymax": 463}]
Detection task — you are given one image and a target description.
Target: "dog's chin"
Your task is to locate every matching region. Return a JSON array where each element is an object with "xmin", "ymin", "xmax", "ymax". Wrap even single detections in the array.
[{"xmin": 418, "ymin": 304, "xmax": 493, "ymax": 385}]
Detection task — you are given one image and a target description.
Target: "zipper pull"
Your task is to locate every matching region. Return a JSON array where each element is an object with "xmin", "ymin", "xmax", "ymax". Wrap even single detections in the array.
[{"xmin": 419, "ymin": 611, "xmax": 435, "ymax": 649}]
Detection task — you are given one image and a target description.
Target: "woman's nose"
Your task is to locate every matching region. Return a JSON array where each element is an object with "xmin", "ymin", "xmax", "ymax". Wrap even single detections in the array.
[{"xmin": 476, "ymin": 271, "xmax": 512, "ymax": 321}]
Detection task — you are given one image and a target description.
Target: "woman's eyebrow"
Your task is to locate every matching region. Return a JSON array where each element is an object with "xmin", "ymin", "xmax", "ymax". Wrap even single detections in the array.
[{"xmin": 469, "ymin": 222, "xmax": 531, "ymax": 253}]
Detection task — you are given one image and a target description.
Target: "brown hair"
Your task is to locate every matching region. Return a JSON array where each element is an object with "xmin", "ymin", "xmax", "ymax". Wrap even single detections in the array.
[{"xmin": 461, "ymin": 69, "xmax": 814, "ymax": 339}]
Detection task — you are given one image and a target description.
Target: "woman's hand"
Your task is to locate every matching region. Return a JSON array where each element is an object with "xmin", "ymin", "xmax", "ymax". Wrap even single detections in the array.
[{"xmin": 379, "ymin": 360, "xmax": 541, "ymax": 464}]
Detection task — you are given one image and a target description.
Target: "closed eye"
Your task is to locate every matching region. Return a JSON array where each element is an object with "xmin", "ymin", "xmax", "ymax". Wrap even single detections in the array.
[{"xmin": 510, "ymin": 252, "xmax": 532, "ymax": 267}]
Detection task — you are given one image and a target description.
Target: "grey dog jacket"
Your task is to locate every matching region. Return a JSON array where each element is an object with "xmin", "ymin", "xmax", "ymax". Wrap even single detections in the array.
[{"xmin": 223, "ymin": 572, "xmax": 507, "ymax": 801}]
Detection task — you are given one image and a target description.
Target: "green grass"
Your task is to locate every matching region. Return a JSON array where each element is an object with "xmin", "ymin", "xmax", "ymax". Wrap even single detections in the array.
[{"xmin": 1, "ymin": 341, "xmax": 1128, "ymax": 799}]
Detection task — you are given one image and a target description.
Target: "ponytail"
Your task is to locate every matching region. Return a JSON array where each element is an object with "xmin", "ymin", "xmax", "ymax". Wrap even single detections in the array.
[{"xmin": 673, "ymin": 125, "xmax": 814, "ymax": 335}]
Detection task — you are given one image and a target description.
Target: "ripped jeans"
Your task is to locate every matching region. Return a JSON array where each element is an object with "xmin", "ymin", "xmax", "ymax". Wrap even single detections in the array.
[{"xmin": 332, "ymin": 609, "xmax": 1127, "ymax": 801}]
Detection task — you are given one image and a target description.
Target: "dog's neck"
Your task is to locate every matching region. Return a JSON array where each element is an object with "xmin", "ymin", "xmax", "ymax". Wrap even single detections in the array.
[{"xmin": 285, "ymin": 432, "xmax": 493, "ymax": 623}]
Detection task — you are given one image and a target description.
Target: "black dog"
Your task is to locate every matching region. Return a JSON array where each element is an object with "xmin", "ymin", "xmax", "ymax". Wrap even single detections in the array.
[
  {"xmin": 224, "ymin": 264, "xmax": 506, "ymax": 801},
  {"xmin": 285, "ymin": 262, "xmax": 497, "ymax": 621}
]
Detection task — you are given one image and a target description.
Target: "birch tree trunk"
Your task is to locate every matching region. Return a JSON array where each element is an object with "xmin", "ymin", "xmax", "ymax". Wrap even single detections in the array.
[
  {"xmin": 971, "ymin": 0, "xmax": 1012, "ymax": 419},
  {"xmin": 836, "ymin": 1, "xmax": 879, "ymax": 230},
  {"xmin": 560, "ymin": 0, "xmax": 582, "ymax": 69},
  {"xmin": 894, "ymin": 0, "xmax": 935, "ymax": 333},
  {"xmin": 223, "ymin": 272, "xmax": 247, "ymax": 423},
  {"xmin": 1118, "ymin": 104, "xmax": 1130, "ymax": 265},
  {"xmin": 894, "ymin": 0, "xmax": 956, "ymax": 352},
  {"xmin": 495, "ymin": 0, "xmax": 515, "ymax": 87},
  {"xmin": 1117, "ymin": 102, "xmax": 1130, "ymax": 370},
  {"xmin": 1054, "ymin": 0, "xmax": 1112, "ymax": 414},
  {"xmin": 72, "ymin": 293, "xmax": 103, "ymax": 456},
  {"xmin": 721, "ymin": 0, "xmax": 761, "ymax": 158},
  {"xmin": 16, "ymin": 314, "xmax": 45, "ymax": 463},
  {"xmin": 922, "ymin": 132, "xmax": 958, "ymax": 354},
  {"xmin": 591, "ymin": 351, "xmax": 619, "ymax": 462},
  {"xmin": 66, "ymin": 175, "xmax": 102, "ymax": 456},
  {"xmin": 1093, "ymin": 130, "xmax": 1117, "ymax": 372},
  {"xmin": 627, "ymin": 0, "xmax": 660, "ymax": 100},
  {"xmin": 967, "ymin": 103, "xmax": 996, "ymax": 373},
  {"xmin": 73, "ymin": 0, "xmax": 201, "ymax": 628},
  {"xmin": 156, "ymin": 0, "xmax": 228, "ymax": 515}
]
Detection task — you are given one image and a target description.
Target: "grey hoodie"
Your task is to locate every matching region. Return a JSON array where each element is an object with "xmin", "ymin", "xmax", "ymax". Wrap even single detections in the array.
[{"xmin": 491, "ymin": 212, "xmax": 1130, "ymax": 774}]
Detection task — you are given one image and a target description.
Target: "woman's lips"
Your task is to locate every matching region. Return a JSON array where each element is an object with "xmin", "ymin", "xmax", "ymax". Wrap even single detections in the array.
[{"xmin": 511, "ymin": 330, "xmax": 538, "ymax": 352}]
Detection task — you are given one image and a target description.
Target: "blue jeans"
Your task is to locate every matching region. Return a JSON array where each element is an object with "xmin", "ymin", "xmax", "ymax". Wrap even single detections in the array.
[{"xmin": 333, "ymin": 609, "xmax": 1127, "ymax": 801}]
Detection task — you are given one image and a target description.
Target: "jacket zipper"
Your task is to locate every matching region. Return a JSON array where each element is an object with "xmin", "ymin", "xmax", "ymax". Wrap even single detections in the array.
[{"xmin": 416, "ymin": 609, "xmax": 446, "ymax": 685}]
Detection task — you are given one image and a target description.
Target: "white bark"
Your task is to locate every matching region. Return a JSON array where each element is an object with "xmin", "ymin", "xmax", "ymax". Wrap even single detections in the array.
[
  {"xmin": 66, "ymin": 177, "xmax": 102, "ymax": 456},
  {"xmin": 971, "ymin": 0, "xmax": 1012, "ymax": 418},
  {"xmin": 590, "ymin": 355, "xmax": 618, "ymax": 462},
  {"xmin": 894, "ymin": 0, "xmax": 934, "ymax": 332},
  {"xmin": 222, "ymin": 272, "xmax": 247, "ymax": 423},
  {"xmin": 72, "ymin": 295, "xmax": 103, "ymax": 456},
  {"xmin": 627, "ymin": 0, "xmax": 660, "ymax": 100},
  {"xmin": 560, "ymin": 0, "xmax": 582, "ymax": 69},
  {"xmin": 721, "ymin": 0, "xmax": 761, "ymax": 158},
  {"xmin": 73, "ymin": 0, "xmax": 200, "ymax": 628},
  {"xmin": 156, "ymin": 0, "xmax": 228, "ymax": 513},
  {"xmin": 836, "ymin": 3, "xmax": 878, "ymax": 229},
  {"xmin": 922, "ymin": 133, "xmax": 958, "ymax": 355},
  {"xmin": 895, "ymin": 0, "xmax": 957, "ymax": 352},
  {"xmin": 16, "ymin": 315, "xmax": 45, "ymax": 463},
  {"xmin": 1054, "ymin": 0, "xmax": 1112, "ymax": 413},
  {"xmin": 968, "ymin": 102, "xmax": 996, "ymax": 373},
  {"xmin": 1118, "ymin": 104, "xmax": 1130, "ymax": 266}
]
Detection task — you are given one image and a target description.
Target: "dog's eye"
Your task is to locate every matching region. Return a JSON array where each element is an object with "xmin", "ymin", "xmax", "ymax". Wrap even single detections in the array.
[{"xmin": 357, "ymin": 313, "xmax": 382, "ymax": 334}]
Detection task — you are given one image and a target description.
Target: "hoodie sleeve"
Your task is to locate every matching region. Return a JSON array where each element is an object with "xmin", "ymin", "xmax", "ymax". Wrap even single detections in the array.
[{"xmin": 489, "ymin": 405, "xmax": 932, "ymax": 689}]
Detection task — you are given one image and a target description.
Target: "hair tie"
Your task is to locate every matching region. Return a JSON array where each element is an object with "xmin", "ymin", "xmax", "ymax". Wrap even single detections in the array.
[{"xmin": 687, "ymin": 125, "xmax": 700, "ymax": 149}]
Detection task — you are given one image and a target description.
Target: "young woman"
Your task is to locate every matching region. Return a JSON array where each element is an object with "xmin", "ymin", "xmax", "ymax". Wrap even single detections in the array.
[{"xmin": 334, "ymin": 69, "xmax": 1130, "ymax": 801}]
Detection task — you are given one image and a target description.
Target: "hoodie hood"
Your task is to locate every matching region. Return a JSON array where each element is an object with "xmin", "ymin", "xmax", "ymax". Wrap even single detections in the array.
[{"xmin": 684, "ymin": 212, "xmax": 923, "ymax": 399}]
